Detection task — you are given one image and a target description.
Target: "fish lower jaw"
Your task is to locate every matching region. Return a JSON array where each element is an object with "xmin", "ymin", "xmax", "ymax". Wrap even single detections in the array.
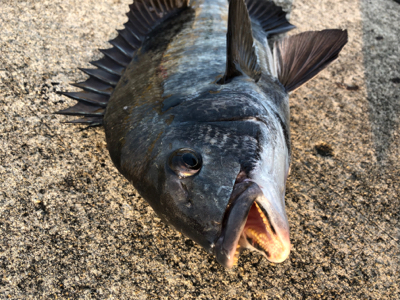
[
  {"xmin": 214, "ymin": 180, "xmax": 290, "ymax": 268},
  {"xmin": 216, "ymin": 200, "xmax": 291, "ymax": 268},
  {"xmin": 239, "ymin": 202, "xmax": 291, "ymax": 264},
  {"xmin": 240, "ymin": 227, "xmax": 291, "ymax": 264}
]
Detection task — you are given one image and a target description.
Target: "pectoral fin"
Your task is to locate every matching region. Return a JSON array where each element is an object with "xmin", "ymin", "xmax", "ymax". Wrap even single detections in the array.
[{"xmin": 274, "ymin": 29, "xmax": 348, "ymax": 92}]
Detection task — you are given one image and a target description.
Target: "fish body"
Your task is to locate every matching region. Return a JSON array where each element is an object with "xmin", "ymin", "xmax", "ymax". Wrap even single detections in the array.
[{"xmin": 58, "ymin": 0, "xmax": 347, "ymax": 267}]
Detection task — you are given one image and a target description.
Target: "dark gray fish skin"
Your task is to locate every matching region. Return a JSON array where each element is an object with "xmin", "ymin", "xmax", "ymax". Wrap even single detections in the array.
[
  {"xmin": 104, "ymin": 0, "xmax": 278, "ymax": 238},
  {"xmin": 104, "ymin": 0, "xmax": 292, "ymax": 266},
  {"xmin": 58, "ymin": 0, "xmax": 347, "ymax": 268}
]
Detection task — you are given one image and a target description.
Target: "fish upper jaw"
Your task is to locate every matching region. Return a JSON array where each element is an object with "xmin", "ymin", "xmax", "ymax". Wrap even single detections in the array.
[
  {"xmin": 241, "ymin": 190, "xmax": 291, "ymax": 264},
  {"xmin": 214, "ymin": 180, "xmax": 291, "ymax": 268}
]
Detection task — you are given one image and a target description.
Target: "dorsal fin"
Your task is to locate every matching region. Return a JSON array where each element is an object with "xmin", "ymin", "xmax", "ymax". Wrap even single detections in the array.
[
  {"xmin": 55, "ymin": 0, "xmax": 190, "ymax": 126},
  {"xmin": 274, "ymin": 29, "xmax": 348, "ymax": 92},
  {"xmin": 219, "ymin": 0, "xmax": 261, "ymax": 84}
]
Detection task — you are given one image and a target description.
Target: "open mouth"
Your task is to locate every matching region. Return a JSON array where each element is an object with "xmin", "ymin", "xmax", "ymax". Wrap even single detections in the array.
[{"xmin": 214, "ymin": 178, "xmax": 291, "ymax": 268}]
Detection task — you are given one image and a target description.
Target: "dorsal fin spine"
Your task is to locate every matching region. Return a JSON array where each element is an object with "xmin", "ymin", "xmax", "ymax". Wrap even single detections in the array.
[
  {"xmin": 135, "ymin": 2, "xmax": 153, "ymax": 26},
  {"xmin": 155, "ymin": 1, "xmax": 165, "ymax": 14},
  {"xmin": 56, "ymin": 0, "xmax": 191, "ymax": 126},
  {"xmin": 126, "ymin": 11, "xmax": 149, "ymax": 34},
  {"xmin": 99, "ymin": 48, "xmax": 130, "ymax": 67},
  {"xmin": 143, "ymin": 2, "xmax": 157, "ymax": 22},
  {"xmin": 117, "ymin": 29, "xmax": 141, "ymax": 49},
  {"xmin": 219, "ymin": 0, "xmax": 261, "ymax": 84}
]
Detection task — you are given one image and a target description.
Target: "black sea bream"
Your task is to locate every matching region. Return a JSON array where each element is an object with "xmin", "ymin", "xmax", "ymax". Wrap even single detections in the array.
[{"xmin": 57, "ymin": 0, "xmax": 347, "ymax": 268}]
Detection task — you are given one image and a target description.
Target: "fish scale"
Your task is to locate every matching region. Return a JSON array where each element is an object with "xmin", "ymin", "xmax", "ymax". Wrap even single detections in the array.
[{"xmin": 161, "ymin": 1, "xmax": 228, "ymax": 99}]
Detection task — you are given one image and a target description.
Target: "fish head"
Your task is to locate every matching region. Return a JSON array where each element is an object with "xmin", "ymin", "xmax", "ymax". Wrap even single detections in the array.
[
  {"xmin": 135, "ymin": 109, "xmax": 291, "ymax": 267},
  {"xmin": 214, "ymin": 124, "xmax": 292, "ymax": 268},
  {"xmin": 146, "ymin": 123, "xmax": 243, "ymax": 252}
]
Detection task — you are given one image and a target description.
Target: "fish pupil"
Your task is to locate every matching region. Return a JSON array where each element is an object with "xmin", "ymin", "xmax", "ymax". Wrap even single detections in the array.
[
  {"xmin": 168, "ymin": 148, "xmax": 202, "ymax": 177},
  {"xmin": 182, "ymin": 153, "xmax": 198, "ymax": 168}
]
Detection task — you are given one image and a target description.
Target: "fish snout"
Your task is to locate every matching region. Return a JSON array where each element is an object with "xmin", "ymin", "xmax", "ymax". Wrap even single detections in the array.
[{"xmin": 214, "ymin": 181, "xmax": 291, "ymax": 268}]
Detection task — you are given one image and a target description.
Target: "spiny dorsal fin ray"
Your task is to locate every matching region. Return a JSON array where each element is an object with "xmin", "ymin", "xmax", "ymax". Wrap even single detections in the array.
[
  {"xmin": 246, "ymin": 0, "xmax": 295, "ymax": 37},
  {"xmin": 91, "ymin": 58, "xmax": 125, "ymax": 76},
  {"xmin": 71, "ymin": 77, "xmax": 114, "ymax": 96},
  {"xmin": 219, "ymin": 0, "xmax": 261, "ymax": 84},
  {"xmin": 56, "ymin": 0, "xmax": 190, "ymax": 125},
  {"xmin": 65, "ymin": 117, "xmax": 103, "ymax": 127},
  {"xmin": 117, "ymin": 29, "xmax": 141, "ymax": 49},
  {"xmin": 99, "ymin": 48, "xmax": 131, "ymax": 67},
  {"xmin": 61, "ymin": 92, "xmax": 109, "ymax": 107},
  {"xmin": 274, "ymin": 29, "xmax": 348, "ymax": 92},
  {"xmin": 109, "ymin": 35, "xmax": 137, "ymax": 57},
  {"xmin": 79, "ymin": 68, "xmax": 120, "ymax": 87},
  {"xmin": 57, "ymin": 102, "xmax": 105, "ymax": 117}
]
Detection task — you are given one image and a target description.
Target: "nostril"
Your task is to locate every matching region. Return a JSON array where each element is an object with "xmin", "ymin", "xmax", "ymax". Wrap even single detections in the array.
[
  {"xmin": 234, "ymin": 170, "xmax": 248, "ymax": 184},
  {"xmin": 180, "ymin": 182, "xmax": 188, "ymax": 194}
]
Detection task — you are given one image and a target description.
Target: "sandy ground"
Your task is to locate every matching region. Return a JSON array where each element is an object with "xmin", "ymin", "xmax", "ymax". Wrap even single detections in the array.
[{"xmin": 1, "ymin": 0, "xmax": 399, "ymax": 299}]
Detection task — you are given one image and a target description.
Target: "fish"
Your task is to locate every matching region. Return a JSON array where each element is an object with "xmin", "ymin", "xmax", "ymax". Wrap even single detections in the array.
[{"xmin": 56, "ymin": 0, "xmax": 347, "ymax": 268}]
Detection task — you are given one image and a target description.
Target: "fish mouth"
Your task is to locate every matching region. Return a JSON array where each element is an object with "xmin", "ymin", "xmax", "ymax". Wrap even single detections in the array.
[{"xmin": 214, "ymin": 180, "xmax": 291, "ymax": 268}]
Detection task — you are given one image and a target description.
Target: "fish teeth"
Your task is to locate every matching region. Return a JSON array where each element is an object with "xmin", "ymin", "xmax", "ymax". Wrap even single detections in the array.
[
  {"xmin": 233, "ymin": 244, "xmax": 241, "ymax": 266},
  {"xmin": 254, "ymin": 202, "xmax": 271, "ymax": 230},
  {"xmin": 247, "ymin": 228, "xmax": 268, "ymax": 249}
]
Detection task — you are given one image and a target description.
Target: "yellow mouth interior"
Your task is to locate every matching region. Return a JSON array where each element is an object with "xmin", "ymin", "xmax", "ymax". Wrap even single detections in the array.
[{"xmin": 232, "ymin": 202, "xmax": 286, "ymax": 266}]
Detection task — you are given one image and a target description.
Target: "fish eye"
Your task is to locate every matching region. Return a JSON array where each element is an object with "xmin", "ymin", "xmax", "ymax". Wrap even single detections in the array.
[{"xmin": 168, "ymin": 148, "xmax": 202, "ymax": 178}]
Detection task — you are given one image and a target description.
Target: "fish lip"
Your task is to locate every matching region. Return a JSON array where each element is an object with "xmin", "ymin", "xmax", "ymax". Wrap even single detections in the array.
[
  {"xmin": 214, "ymin": 181, "xmax": 262, "ymax": 268},
  {"xmin": 214, "ymin": 180, "xmax": 291, "ymax": 268}
]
